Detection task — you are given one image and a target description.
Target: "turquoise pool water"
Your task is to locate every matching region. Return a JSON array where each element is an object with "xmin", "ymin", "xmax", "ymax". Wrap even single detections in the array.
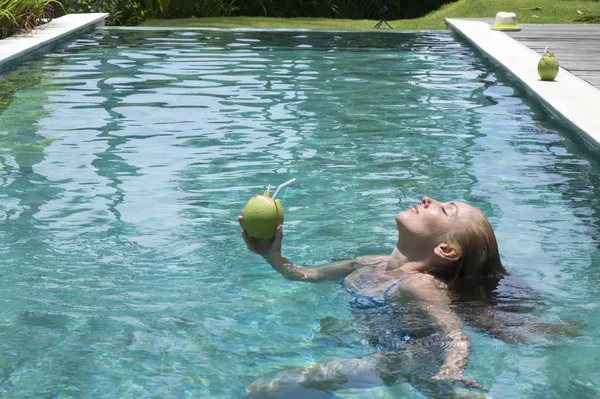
[{"xmin": 0, "ymin": 29, "xmax": 599, "ymax": 398}]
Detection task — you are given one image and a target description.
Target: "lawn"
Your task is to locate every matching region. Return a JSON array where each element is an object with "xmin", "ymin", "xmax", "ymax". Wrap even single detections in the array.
[{"xmin": 139, "ymin": 0, "xmax": 600, "ymax": 30}]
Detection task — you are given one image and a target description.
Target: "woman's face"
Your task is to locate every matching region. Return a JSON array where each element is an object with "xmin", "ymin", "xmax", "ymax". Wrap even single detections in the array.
[{"xmin": 395, "ymin": 196, "xmax": 478, "ymax": 247}]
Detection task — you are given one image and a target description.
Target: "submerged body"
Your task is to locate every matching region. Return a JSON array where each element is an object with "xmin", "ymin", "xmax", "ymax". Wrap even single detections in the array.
[
  {"xmin": 339, "ymin": 259, "xmax": 442, "ymax": 348},
  {"xmin": 238, "ymin": 196, "xmax": 527, "ymax": 397}
]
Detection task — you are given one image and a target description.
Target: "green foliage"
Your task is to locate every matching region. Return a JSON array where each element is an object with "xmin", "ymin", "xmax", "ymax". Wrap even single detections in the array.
[
  {"xmin": 141, "ymin": 0, "xmax": 600, "ymax": 29},
  {"xmin": 63, "ymin": 0, "xmax": 456, "ymax": 25},
  {"xmin": 200, "ymin": 0, "xmax": 238, "ymax": 17},
  {"xmin": 40, "ymin": 0, "xmax": 600, "ymax": 27},
  {"xmin": 0, "ymin": 0, "xmax": 63, "ymax": 39},
  {"xmin": 158, "ymin": 0, "xmax": 170, "ymax": 13},
  {"xmin": 233, "ymin": 0, "xmax": 385, "ymax": 19},
  {"xmin": 233, "ymin": 0, "xmax": 457, "ymax": 20},
  {"xmin": 62, "ymin": 0, "xmax": 152, "ymax": 25}
]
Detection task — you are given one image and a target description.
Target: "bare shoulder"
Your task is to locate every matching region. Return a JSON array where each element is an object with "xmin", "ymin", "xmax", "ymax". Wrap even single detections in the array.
[
  {"xmin": 403, "ymin": 273, "xmax": 449, "ymax": 292},
  {"xmin": 355, "ymin": 255, "xmax": 389, "ymax": 266}
]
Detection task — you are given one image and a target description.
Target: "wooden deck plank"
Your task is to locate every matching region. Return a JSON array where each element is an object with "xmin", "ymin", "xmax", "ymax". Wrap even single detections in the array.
[
  {"xmin": 506, "ymin": 24, "xmax": 600, "ymax": 88},
  {"xmin": 513, "ymin": 37, "xmax": 598, "ymax": 42},
  {"xmin": 457, "ymin": 19, "xmax": 600, "ymax": 89}
]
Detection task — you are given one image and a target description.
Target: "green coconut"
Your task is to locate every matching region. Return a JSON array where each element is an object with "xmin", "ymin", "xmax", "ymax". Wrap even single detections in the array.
[
  {"xmin": 242, "ymin": 189, "xmax": 284, "ymax": 239},
  {"xmin": 537, "ymin": 52, "xmax": 559, "ymax": 81}
]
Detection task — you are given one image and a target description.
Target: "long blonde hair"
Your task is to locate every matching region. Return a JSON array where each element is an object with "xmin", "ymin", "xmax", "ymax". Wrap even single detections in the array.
[{"xmin": 443, "ymin": 211, "xmax": 506, "ymax": 281}]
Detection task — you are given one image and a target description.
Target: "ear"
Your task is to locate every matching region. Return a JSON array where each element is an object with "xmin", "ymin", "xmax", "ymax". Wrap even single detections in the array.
[{"xmin": 433, "ymin": 243, "xmax": 461, "ymax": 262}]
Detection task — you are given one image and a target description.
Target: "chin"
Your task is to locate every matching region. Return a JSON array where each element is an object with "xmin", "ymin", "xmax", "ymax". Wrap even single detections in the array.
[{"xmin": 395, "ymin": 211, "xmax": 408, "ymax": 230}]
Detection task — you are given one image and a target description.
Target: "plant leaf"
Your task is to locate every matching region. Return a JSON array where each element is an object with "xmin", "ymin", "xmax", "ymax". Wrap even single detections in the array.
[{"xmin": 158, "ymin": 0, "xmax": 171, "ymax": 13}]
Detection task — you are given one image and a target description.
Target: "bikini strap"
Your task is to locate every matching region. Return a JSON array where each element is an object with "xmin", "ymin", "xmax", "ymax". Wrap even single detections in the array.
[{"xmin": 382, "ymin": 272, "xmax": 417, "ymax": 300}]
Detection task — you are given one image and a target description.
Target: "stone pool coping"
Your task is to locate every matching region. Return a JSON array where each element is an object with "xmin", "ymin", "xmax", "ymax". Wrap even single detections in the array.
[
  {"xmin": 446, "ymin": 18, "xmax": 600, "ymax": 151},
  {"xmin": 0, "ymin": 13, "xmax": 108, "ymax": 70}
]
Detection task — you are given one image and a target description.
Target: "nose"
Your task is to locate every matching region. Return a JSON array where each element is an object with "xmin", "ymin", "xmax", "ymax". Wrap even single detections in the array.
[{"xmin": 421, "ymin": 196, "xmax": 432, "ymax": 208}]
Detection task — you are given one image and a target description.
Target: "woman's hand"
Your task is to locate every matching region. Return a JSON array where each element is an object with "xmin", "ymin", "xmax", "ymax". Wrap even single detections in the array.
[
  {"xmin": 433, "ymin": 366, "xmax": 487, "ymax": 391},
  {"xmin": 238, "ymin": 215, "xmax": 282, "ymax": 257},
  {"xmin": 238, "ymin": 216, "xmax": 358, "ymax": 282}
]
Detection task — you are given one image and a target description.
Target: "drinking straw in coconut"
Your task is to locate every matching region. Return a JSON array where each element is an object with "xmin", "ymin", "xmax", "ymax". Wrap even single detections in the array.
[{"xmin": 272, "ymin": 178, "xmax": 296, "ymax": 200}]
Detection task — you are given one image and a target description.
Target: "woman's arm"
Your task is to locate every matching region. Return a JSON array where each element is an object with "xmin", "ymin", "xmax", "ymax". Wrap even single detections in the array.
[
  {"xmin": 239, "ymin": 216, "xmax": 386, "ymax": 282},
  {"xmin": 403, "ymin": 274, "xmax": 486, "ymax": 390},
  {"xmin": 264, "ymin": 250, "xmax": 386, "ymax": 282}
]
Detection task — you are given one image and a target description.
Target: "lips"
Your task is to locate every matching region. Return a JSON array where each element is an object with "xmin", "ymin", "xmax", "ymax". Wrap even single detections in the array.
[{"xmin": 410, "ymin": 205, "xmax": 418, "ymax": 214}]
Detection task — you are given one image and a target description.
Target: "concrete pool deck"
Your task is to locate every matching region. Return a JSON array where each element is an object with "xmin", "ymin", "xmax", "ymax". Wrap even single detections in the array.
[
  {"xmin": 0, "ymin": 13, "xmax": 108, "ymax": 70},
  {"xmin": 446, "ymin": 18, "xmax": 600, "ymax": 151}
]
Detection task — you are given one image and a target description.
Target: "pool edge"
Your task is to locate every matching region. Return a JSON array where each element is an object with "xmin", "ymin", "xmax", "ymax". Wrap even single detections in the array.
[
  {"xmin": 0, "ymin": 13, "xmax": 108, "ymax": 70},
  {"xmin": 446, "ymin": 18, "xmax": 600, "ymax": 152}
]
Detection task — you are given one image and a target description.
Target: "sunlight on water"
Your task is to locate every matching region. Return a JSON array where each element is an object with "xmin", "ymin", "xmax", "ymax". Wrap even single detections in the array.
[{"xmin": 0, "ymin": 29, "xmax": 599, "ymax": 398}]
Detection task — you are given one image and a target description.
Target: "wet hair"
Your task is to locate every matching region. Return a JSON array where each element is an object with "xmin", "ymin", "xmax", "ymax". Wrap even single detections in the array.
[{"xmin": 442, "ymin": 210, "xmax": 507, "ymax": 281}]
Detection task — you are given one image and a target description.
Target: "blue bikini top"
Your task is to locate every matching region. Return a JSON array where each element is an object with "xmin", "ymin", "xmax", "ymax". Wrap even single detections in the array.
[{"xmin": 340, "ymin": 271, "xmax": 416, "ymax": 310}]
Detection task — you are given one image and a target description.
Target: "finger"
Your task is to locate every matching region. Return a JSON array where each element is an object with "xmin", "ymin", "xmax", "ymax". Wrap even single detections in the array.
[
  {"xmin": 238, "ymin": 216, "xmax": 251, "ymax": 241},
  {"xmin": 273, "ymin": 225, "xmax": 283, "ymax": 251},
  {"xmin": 241, "ymin": 229, "xmax": 253, "ymax": 247},
  {"xmin": 464, "ymin": 378, "xmax": 488, "ymax": 391},
  {"xmin": 272, "ymin": 225, "xmax": 283, "ymax": 245}
]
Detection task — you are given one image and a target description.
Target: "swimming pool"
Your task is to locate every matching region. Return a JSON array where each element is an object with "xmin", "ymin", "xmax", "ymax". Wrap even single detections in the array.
[{"xmin": 0, "ymin": 28, "xmax": 599, "ymax": 398}]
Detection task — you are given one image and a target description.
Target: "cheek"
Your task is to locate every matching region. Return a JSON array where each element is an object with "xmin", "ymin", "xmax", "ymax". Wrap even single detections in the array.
[{"xmin": 413, "ymin": 214, "xmax": 445, "ymax": 237}]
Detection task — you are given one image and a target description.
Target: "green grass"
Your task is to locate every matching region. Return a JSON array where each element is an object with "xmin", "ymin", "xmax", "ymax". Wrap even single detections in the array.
[{"xmin": 140, "ymin": 0, "xmax": 600, "ymax": 30}]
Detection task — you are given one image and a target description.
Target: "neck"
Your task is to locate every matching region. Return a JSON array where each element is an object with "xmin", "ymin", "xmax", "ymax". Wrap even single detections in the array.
[{"xmin": 386, "ymin": 239, "xmax": 433, "ymax": 273}]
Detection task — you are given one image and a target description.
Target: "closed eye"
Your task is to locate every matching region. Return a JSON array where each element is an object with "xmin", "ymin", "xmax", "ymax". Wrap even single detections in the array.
[{"xmin": 442, "ymin": 206, "xmax": 448, "ymax": 215}]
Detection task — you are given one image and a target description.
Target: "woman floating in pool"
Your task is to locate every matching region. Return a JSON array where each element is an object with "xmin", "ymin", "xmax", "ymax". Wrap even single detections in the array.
[{"xmin": 238, "ymin": 196, "xmax": 565, "ymax": 398}]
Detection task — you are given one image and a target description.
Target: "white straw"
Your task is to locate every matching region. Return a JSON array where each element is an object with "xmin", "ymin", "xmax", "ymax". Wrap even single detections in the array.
[
  {"xmin": 544, "ymin": 45, "xmax": 548, "ymax": 53},
  {"xmin": 271, "ymin": 178, "xmax": 296, "ymax": 200}
]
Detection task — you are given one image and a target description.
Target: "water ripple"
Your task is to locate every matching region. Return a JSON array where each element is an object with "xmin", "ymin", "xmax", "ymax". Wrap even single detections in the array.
[{"xmin": 0, "ymin": 29, "xmax": 599, "ymax": 398}]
